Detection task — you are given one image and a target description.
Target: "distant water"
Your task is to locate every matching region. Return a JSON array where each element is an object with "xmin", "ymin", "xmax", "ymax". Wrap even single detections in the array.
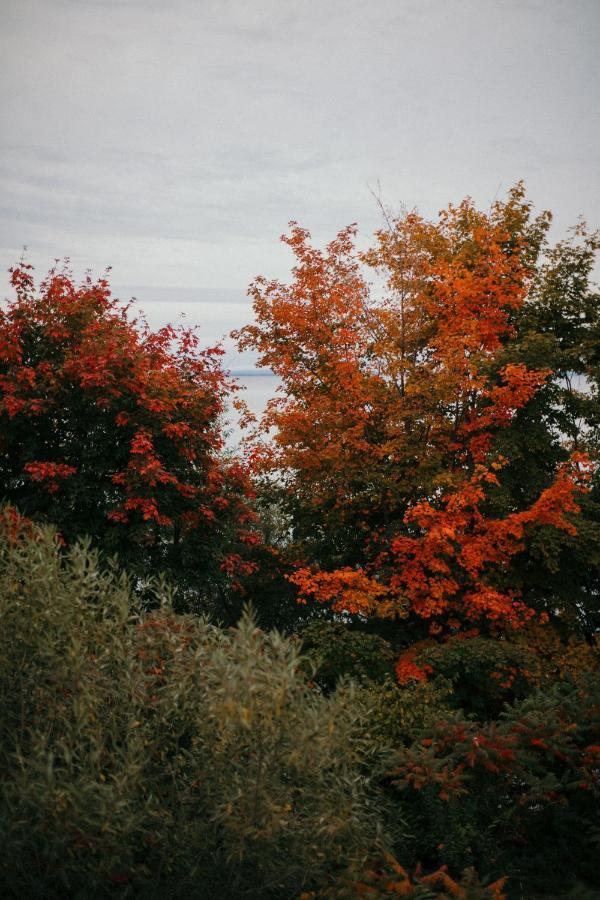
[{"xmin": 225, "ymin": 373, "xmax": 281, "ymax": 447}]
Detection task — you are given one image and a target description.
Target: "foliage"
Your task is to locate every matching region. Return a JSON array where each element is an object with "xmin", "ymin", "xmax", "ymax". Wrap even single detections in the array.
[
  {"xmin": 354, "ymin": 852, "xmax": 507, "ymax": 899},
  {"xmin": 0, "ymin": 513, "xmax": 388, "ymax": 898},
  {"xmin": 497, "ymin": 221, "xmax": 600, "ymax": 636},
  {"xmin": 300, "ymin": 620, "xmax": 397, "ymax": 690},
  {"xmin": 235, "ymin": 185, "xmax": 598, "ymax": 637},
  {"xmin": 359, "ymin": 677, "xmax": 455, "ymax": 747},
  {"xmin": 0, "ymin": 264, "xmax": 257, "ymax": 617},
  {"xmin": 394, "ymin": 626, "xmax": 600, "ymax": 719},
  {"xmin": 235, "ymin": 485, "xmax": 316, "ymax": 632},
  {"xmin": 387, "ymin": 679, "xmax": 600, "ymax": 895},
  {"xmin": 3, "ymin": 182, "xmax": 600, "ymax": 898},
  {"xmin": 395, "ymin": 634, "xmax": 540, "ymax": 719}
]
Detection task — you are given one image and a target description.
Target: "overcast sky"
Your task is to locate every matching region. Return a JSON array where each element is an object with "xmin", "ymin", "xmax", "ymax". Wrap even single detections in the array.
[{"xmin": 1, "ymin": 0, "xmax": 599, "ymax": 368}]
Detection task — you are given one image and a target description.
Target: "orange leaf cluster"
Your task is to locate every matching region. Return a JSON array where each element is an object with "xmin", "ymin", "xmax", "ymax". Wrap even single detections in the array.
[{"xmin": 288, "ymin": 566, "xmax": 396, "ymax": 617}]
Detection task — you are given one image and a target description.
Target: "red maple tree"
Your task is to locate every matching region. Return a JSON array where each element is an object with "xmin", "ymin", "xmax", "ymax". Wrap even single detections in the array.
[{"xmin": 0, "ymin": 262, "xmax": 257, "ymax": 611}]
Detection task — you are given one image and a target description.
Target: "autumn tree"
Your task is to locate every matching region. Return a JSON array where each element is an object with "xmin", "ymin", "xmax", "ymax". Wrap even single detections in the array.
[
  {"xmin": 235, "ymin": 185, "xmax": 597, "ymax": 636},
  {"xmin": 0, "ymin": 263, "xmax": 257, "ymax": 616}
]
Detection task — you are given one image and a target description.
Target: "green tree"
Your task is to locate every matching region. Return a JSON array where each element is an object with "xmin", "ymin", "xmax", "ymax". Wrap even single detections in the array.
[{"xmin": 495, "ymin": 221, "xmax": 600, "ymax": 635}]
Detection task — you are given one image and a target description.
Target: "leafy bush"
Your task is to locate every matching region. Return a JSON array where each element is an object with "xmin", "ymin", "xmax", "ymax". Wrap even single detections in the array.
[
  {"xmin": 412, "ymin": 636, "xmax": 539, "ymax": 719},
  {"xmin": 396, "ymin": 629, "xmax": 600, "ymax": 721},
  {"xmin": 359, "ymin": 677, "xmax": 455, "ymax": 747},
  {"xmin": 300, "ymin": 620, "xmax": 397, "ymax": 690},
  {"xmin": 0, "ymin": 513, "xmax": 388, "ymax": 898},
  {"xmin": 388, "ymin": 679, "xmax": 600, "ymax": 896},
  {"xmin": 354, "ymin": 851, "xmax": 507, "ymax": 899}
]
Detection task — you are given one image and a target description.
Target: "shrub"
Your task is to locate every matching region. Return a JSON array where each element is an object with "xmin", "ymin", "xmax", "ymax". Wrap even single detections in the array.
[
  {"xmin": 395, "ymin": 629, "xmax": 600, "ymax": 721},
  {"xmin": 359, "ymin": 677, "xmax": 455, "ymax": 747},
  {"xmin": 387, "ymin": 679, "xmax": 600, "ymax": 896},
  {"xmin": 0, "ymin": 513, "xmax": 387, "ymax": 898},
  {"xmin": 354, "ymin": 852, "xmax": 507, "ymax": 898},
  {"xmin": 299, "ymin": 620, "xmax": 397, "ymax": 691},
  {"xmin": 410, "ymin": 635, "xmax": 539, "ymax": 719}
]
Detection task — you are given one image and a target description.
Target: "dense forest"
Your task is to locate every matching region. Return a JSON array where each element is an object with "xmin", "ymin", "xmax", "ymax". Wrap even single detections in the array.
[{"xmin": 1, "ymin": 184, "xmax": 599, "ymax": 898}]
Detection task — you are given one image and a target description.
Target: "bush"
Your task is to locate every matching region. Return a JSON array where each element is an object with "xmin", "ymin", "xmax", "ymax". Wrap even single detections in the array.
[
  {"xmin": 412, "ymin": 636, "xmax": 539, "ymax": 719},
  {"xmin": 355, "ymin": 852, "xmax": 507, "ymax": 898},
  {"xmin": 395, "ymin": 629, "xmax": 600, "ymax": 721},
  {"xmin": 0, "ymin": 513, "xmax": 388, "ymax": 898},
  {"xmin": 387, "ymin": 679, "xmax": 600, "ymax": 896},
  {"xmin": 359, "ymin": 677, "xmax": 455, "ymax": 747},
  {"xmin": 299, "ymin": 620, "xmax": 397, "ymax": 691}
]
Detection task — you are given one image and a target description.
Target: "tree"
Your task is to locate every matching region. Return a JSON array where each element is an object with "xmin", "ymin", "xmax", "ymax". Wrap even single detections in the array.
[
  {"xmin": 495, "ymin": 221, "xmax": 600, "ymax": 635},
  {"xmin": 235, "ymin": 185, "xmax": 596, "ymax": 636},
  {"xmin": 0, "ymin": 263, "xmax": 257, "ymax": 615}
]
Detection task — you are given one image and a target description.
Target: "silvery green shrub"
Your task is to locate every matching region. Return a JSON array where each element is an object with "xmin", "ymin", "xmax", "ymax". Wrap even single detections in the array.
[{"xmin": 0, "ymin": 514, "xmax": 388, "ymax": 898}]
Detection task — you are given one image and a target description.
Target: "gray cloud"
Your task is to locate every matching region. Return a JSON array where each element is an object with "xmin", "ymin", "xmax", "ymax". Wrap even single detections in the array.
[{"xmin": 1, "ymin": 0, "xmax": 598, "ymax": 298}]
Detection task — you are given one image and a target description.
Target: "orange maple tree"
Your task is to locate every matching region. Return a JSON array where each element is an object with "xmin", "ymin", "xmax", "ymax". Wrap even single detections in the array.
[{"xmin": 236, "ymin": 186, "xmax": 593, "ymax": 632}]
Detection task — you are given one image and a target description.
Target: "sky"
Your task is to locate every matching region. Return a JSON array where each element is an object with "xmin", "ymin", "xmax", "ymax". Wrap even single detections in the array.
[{"xmin": 1, "ymin": 0, "xmax": 599, "ymax": 377}]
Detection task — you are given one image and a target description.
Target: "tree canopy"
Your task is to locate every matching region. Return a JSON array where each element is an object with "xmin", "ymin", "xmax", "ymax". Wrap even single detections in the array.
[
  {"xmin": 0, "ymin": 263, "xmax": 257, "ymax": 615},
  {"xmin": 236, "ymin": 184, "xmax": 600, "ymax": 638}
]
